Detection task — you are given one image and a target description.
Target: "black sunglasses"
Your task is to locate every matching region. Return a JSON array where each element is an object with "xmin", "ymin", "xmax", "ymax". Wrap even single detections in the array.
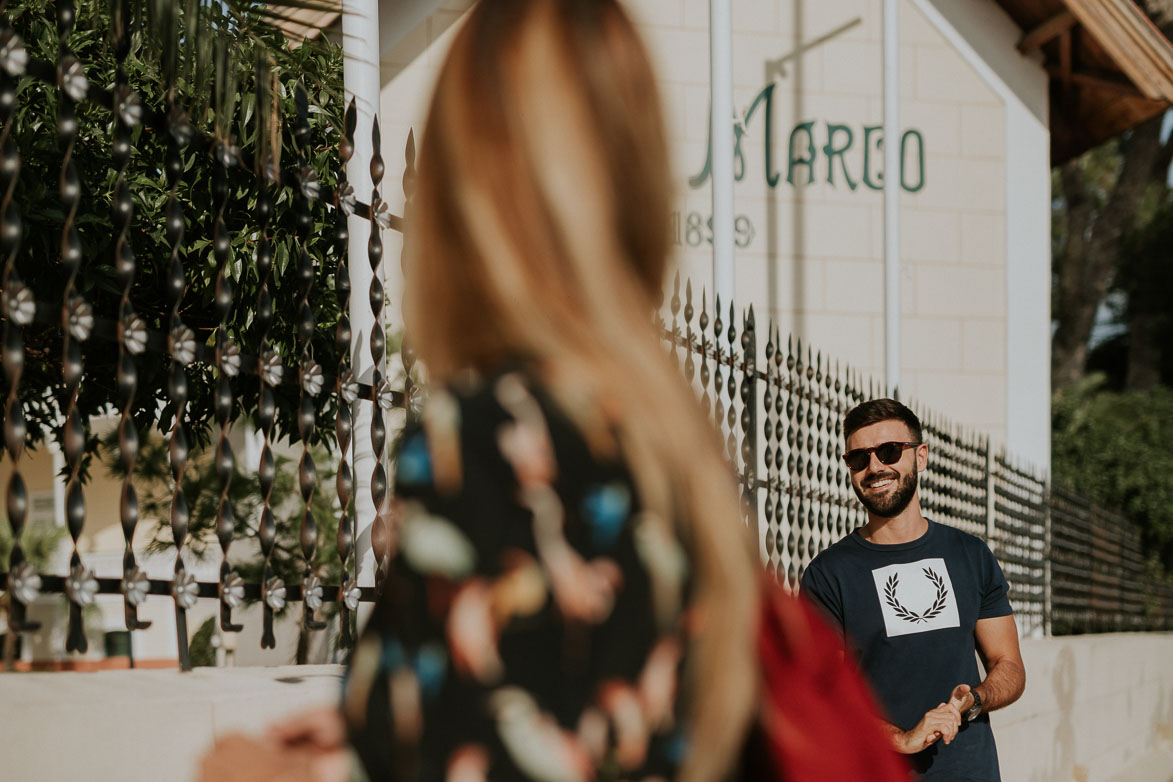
[{"xmin": 842, "ymin": 441, "xmax": 920, "ymax": 471}]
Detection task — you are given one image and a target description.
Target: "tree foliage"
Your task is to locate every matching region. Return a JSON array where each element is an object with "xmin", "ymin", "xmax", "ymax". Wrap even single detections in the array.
[
  {"xmin": 0, "ymin": 0, "xmax": 345, "ymax": 474},
  {"xmin": 0, "ymin": 516, "xmax": 67, "ymax": 570},
  {"xmin": 1051, "ymin": 114, "xmax": 1173, "ymax": 570},
  {"xmin": 1087, "ymin": 199, "xmax": 1173, "ymax": 390},
  {"xmin": 1050, "ymin": 116, "xmax": 1173, "ymax": 391},
  {"xmin": 1052, "ymin": 376, "xmax": 1173, "ymax": 566},
  {"xmin": 189, "ymin": 615, "xmax": 218, "ymax": 667}
]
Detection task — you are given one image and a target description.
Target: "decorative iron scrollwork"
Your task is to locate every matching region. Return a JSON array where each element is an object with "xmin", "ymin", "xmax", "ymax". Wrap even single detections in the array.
[
  {"xmin": 368, "ymin": 116, "xmax": 390, "ymax": 592},
  {"xmin": 293, "ymin": 84, "xmax": 326, "ymax": 632},
  {"xmin": 57, "ymin": 0, "xmax": 91, "ymax": 655},
  {"xmin": 334, "ymin": 98, "xmax": 358, "ymax": 649},
  {"xmin": 0, "ymin": 106, "xmax": 33, "ymax": 652}
]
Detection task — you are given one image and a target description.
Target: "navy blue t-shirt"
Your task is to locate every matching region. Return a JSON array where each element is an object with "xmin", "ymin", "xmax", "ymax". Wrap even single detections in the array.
[{"xmin": 800, "ymin": 520, "xmax": 1012, "ymax": 781}]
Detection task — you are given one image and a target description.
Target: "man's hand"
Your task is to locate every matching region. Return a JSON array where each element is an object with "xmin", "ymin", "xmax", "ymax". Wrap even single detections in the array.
[
  {"xmin": 948, "ymin": 683, "xmax": 975, "ymax": 715},
  {"xmin": 197, "ymin": 707, "xmax": 351, "ymax": 782},
  {"xmin": 891, "ymin": 702, "xmax": 962, "ymax": 754},
  {"xmin": 266, "ymin": 706, "xmax": 351, "ymax": 782},
  {"xmin": 266, "ymin": 705, "xmax": 348, "ymax": 752},
  {"xmin": 198, "ymin": 734, "xmax": 319, "ymax": 782}
]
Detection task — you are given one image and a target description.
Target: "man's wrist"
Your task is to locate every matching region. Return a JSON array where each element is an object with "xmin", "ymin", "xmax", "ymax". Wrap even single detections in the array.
[
  {"xmin": 961, "ymin": 691, "xmax": 975, "ymax": 713},
  {"xmin": 963, "ymin": 688, "xmax": 983, "ymax": 721},
  {"xmin": 882, "ymin": 722, "xmax": 916, "ymax": 754}
]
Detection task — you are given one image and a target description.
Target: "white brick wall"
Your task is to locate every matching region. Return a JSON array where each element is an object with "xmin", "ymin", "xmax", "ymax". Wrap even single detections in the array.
[
  {"xmin": 962, "ymin": 318, "xmax": 1006, "ymax": 373},
  {"xmin": 961, "ymin": 212, "xmax": 1006, "ymax": 265}
]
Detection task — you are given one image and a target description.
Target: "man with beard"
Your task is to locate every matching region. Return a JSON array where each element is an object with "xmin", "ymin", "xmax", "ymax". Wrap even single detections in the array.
[{"xmin": 800, "ymin": 399, "xmax": 1025, "ymax": 781}]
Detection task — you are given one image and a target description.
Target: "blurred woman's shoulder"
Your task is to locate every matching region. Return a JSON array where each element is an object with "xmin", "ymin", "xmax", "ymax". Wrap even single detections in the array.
[{"xmin": 405, "ymin": 365, "xmax": 628, "ymax": 485}]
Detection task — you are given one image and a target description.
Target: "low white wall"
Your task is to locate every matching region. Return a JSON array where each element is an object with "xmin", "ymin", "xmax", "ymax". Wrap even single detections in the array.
[
  {"xmin": 0, "ymin": 634, "xmax": 1171, "ymax": 782},
  {"xmin": 992, "ymin": 633, "xmax": 1173, "ymax": 782},
  {"xmin": 0, "ymin": 665, "xmax": 342, "ymax": 782}
]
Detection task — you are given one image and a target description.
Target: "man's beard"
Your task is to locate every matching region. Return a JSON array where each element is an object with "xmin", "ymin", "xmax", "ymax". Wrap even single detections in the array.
[{"xmin": 853, "ymin": 468, "xmax": 918, "ymax": 518}]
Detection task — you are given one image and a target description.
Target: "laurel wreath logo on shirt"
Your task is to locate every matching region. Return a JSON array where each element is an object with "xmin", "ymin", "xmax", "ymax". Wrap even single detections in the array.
[{"xmin": 883, "ymin": 567, "xmax": 949, "ymax": 623}]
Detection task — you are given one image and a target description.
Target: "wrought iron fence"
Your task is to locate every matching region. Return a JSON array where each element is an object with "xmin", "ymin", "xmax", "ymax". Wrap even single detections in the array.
[
  {"xmin": 1050, "ymin": 486, "xmax": 1173, "ymax": 633},
  {"xmin": 660, "ymin": 275, "xmax": 1049, "ymax": 637},
  {"xmin": 661, "ymin": 276, "xmax": 1170, "ymax": 638}
]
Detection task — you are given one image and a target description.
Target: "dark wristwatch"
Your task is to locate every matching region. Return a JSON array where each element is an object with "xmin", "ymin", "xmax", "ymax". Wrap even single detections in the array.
[{"xmin": 964, "ymin": 690, "xmax": 983, "ymax": 722}]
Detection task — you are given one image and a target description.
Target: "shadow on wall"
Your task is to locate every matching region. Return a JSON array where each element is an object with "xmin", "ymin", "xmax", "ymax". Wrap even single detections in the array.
[
  {"xmin": 380, "ymin": 1, "xmax": 467, "ymax": 85},
  {"xmin": 1153, "ymin": 677, "xmax": 1173, "ymax": 753},
  {"xmin": 1030, "ymin": 644, "xmax": 1079, "ymax": 782},
  {"xmin": 1032, "ymin": 642, "xmax": 1173, "ymax": 782}
]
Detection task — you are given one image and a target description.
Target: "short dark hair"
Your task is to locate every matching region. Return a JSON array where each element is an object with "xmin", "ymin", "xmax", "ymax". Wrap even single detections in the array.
[{"xmin": 843, "ymin": 398, "xmax": 922, "ymax": 443}]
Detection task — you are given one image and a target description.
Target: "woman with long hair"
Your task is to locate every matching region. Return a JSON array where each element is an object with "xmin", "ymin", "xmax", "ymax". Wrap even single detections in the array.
[
  {"xmin": 199, "ymin": 2, "xmax": 908, "ymax": 781},
  {"xmin": 367, "ymin": 0, "xmax": 758, "ymax": 778},
  {"xmin": 202, "ymin": 2, "xmax": 757, "ymax": 780}
]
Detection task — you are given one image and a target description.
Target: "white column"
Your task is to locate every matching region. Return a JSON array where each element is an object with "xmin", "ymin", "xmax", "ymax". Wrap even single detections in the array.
[
  {"xmin": 343, "ymin": 0, "xmax": 380, "ymax": 588},
  {"xmin": 710, "ymin": 0, "xmax": 735, "ymax": 305},
  {"xmin": 1004, "ymin": 107, "xmax": 1051, "ymax": 473},
  {"xmin": 882, "ymin": 0, "xmax": 901, "ymax": 400}
]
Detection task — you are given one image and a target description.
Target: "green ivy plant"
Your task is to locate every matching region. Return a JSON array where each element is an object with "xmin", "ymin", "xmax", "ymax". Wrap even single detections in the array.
[{"xmin": 0, "ymin": 0, "xmax": 348, "ymax": 471}]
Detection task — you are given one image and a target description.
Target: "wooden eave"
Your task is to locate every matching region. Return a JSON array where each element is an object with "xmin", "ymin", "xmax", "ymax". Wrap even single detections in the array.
[{"xmin": 996, "ymin": 0, "xmax": 1173, "ymax": 163}]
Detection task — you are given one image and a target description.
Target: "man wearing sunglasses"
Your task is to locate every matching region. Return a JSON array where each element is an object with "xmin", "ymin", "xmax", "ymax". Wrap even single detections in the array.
[{"xmin": 800, "ymin": 398, "xmax": 1025, "ymax": 781}]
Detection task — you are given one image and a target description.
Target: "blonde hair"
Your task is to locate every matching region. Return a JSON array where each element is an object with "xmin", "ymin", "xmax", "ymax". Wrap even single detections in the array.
[{"xmin": 405, "ymin": 1, "xmax": 758, "ymax": 779}]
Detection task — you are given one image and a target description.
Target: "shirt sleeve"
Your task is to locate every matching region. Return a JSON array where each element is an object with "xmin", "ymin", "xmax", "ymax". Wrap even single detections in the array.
[
  {"xmin": 800, "ymin": 558, "xmax": 845, "ymax": 635},
  {"xmin": 977, "ymin": 541, "xmax": 1013, "ymax": 619}
]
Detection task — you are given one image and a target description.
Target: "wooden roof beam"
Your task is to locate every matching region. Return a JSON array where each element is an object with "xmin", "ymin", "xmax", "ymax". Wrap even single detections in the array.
[
  {"xmin": 1064, "ymin": 0, "xmax": 1173, "ymax": 102},
  {"xmin": 1018, "ymin": 9, "xmax": 1077, "ymax": 53},
  {"xmin": 1045, "ymin": 65, "xmax": 1146, "ymax": 98}
]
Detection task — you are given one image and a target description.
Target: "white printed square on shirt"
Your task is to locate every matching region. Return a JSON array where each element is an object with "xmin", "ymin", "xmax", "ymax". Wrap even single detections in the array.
[{"xmin": 871, "ymin": 558, "xmax": 960, "ymax": 637}]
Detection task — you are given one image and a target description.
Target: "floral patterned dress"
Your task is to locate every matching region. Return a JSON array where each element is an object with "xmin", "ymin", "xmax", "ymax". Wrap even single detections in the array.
[{"xmin": 343, "ymin": 371, "xmax": 694, "ymax": 782}]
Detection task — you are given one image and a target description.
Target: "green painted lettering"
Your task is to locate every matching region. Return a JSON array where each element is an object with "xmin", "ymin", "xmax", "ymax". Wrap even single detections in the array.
[
  {"xmin": 688, "ymin": 103, "xmax": 925, "ymax": 195},
  {"xmin": 689, "ymin": 105, "xmax": 712, "ymax": 189},
  {"xmin": 787, "ymin": 121, "xmax": 817, "ymax": 186},
  {"xmin": 901, "ymin": 129, "xmax": 925, "ymax": 193},
  {"xmin": 693, "ymin": 84, "xmax": 780, "ymax": 189},
  {"xmin": 739, "ymin": 84, "xmax": 779, "ymax": 188},
  {"xmin": 862, "ymin": 125, "xmax": 883, "ymax": 191},
  {"xmin": 822, "ymin": 123, "xmax": 857, "ymax": 190}
]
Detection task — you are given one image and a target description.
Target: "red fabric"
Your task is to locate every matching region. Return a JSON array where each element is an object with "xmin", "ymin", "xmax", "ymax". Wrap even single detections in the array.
[{"xmin": 745, "ymin": 579, "xmax": 912, "ymax": 782}]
